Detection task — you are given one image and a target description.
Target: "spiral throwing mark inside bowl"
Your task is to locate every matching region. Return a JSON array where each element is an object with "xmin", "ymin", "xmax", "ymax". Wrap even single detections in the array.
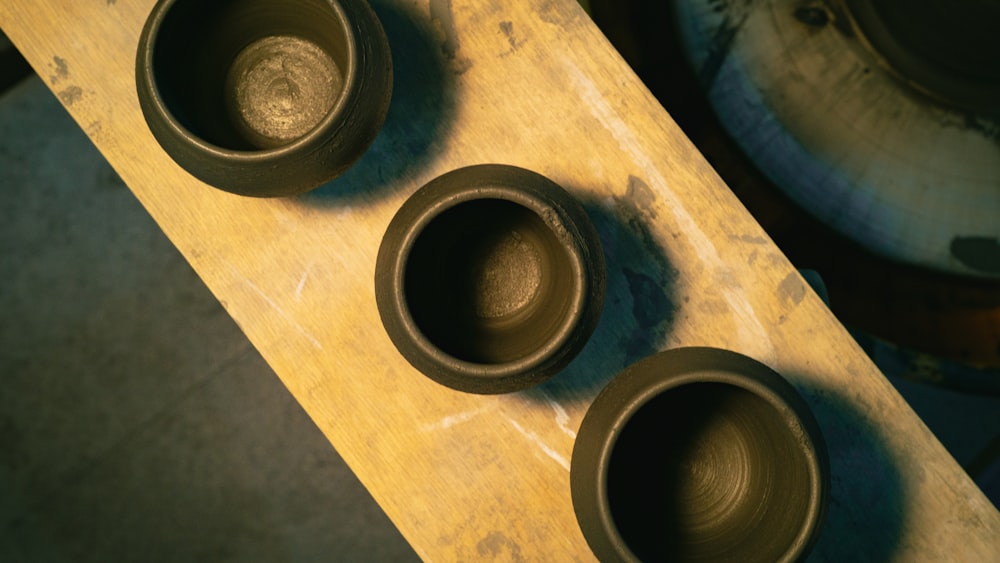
[{"xmin": 225, "ymin": 35, "xmax": 344, "ymax": 148}]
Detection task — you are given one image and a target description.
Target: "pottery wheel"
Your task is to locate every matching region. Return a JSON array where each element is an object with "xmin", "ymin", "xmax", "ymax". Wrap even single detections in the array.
[
  {"xmin": 673, "ymin": 0, "xmax": 1000, "ymax": 278},
  {"xmin": 225, "ymin": 35, "xmax": 343, "ymax": 148}
]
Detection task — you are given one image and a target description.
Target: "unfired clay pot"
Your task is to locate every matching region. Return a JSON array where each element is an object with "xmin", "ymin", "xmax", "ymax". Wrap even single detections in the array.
[
  {"xmin": 375, "ymin": 164, "xmax": 606, "ymax": 394},
  {"xmin": 571, "ymin": 347, "xmax": 829, "ymax": 562},
  {"xmin": 136, "ymin": 0, "xmax": 392, "ymax": 196}
]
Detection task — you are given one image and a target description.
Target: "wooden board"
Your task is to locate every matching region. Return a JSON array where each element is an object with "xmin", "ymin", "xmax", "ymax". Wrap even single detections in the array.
[{"xmin": 2, "ymin": 0, "xmax": 998, "ymax": 559}]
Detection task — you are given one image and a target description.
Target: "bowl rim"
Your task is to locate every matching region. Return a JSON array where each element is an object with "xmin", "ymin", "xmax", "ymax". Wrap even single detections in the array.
[
  {"xmin": 137, "ymin": 0, "xmax": 358, "ymax": 161},
  {"xmin": 571, "ymin": 346, "xmax": 828, "ymax": 562},
  {"xmin": 382, "ymin": 168, "xmax": 592, "ymax": 383}
]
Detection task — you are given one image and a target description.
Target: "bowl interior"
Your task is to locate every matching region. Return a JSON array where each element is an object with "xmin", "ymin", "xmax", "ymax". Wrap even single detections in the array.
[
  {"xmin": 404, "ymin": 198, "xmax": 577, "ymax": 364},
  {"xmin": 607, "ymin": 381, "xmax": 814, "ymax": 562},
  {"xmin": 152, "ymin": 0, "xmax": 351, "ymax": 150}
]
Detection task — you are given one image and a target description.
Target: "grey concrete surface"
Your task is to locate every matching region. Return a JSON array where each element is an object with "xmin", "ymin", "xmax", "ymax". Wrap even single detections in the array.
[{"xmin": 0, "ymin": 76, "xmax": 418, "ymax": 563}]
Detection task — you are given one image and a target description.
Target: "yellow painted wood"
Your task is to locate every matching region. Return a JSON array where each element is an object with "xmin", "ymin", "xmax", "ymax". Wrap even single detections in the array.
[{"xmin": 2, "ymin": 0, "xmax": 997, "ymax": 560}]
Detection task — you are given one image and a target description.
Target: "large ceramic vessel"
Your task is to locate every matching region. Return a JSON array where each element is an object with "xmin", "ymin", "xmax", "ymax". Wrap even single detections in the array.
[
  {"xmin": 571, "ymin": 347, "xmax": 829, "ymax": 562},
  {"xmin": 375, "ymin": 164, "xmax": 606, "ymax": 394},
  {"xmin": 136, "ymin": 0, "xmax": 392, "ymax": 196}
]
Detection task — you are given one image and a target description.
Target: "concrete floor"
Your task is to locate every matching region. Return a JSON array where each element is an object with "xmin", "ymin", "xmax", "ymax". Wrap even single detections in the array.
[
  {"xmin": 1, "ymin": 66, "xmax": 998, "ymax": 561},
  {"xmin": 0, "ymin": 77, "xmax": 418, "ymax": 562}
]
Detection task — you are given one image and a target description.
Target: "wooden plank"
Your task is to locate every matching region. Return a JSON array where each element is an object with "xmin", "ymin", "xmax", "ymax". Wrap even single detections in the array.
[{"xmin": 2, "ymin": 0, "xmax": 998, "ymax": 559}]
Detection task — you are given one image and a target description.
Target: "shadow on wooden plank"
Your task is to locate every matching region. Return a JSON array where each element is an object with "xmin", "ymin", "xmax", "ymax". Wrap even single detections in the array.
[
  {"xmin": 797, "ymin": 378, "xmax": 906, "ymax": 561},
  {"xmin": 527, "ymin": 186, "xmax": 679, "ymax": 403},
  {"xmin": 299, "ymin": 0, "xmax": 457, "ymax": 205}
]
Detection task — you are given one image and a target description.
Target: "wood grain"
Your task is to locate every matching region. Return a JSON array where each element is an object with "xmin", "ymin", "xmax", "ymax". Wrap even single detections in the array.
[{"xmin": 2, "ymin": 0, "xmax": 997, "ymax": 559}]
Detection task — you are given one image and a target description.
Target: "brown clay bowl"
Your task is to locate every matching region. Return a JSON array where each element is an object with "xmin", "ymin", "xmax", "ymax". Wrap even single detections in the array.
[
  {"xmin": 136, "ymin": 0, "xmax": 392, "ymax": 197},
  {"xmin": 571, "ymin": 347, "xmax": 829, "ymax": 562},
  {"xmin": 375, "ymin": 164, "xmax": 606, "ymax": 394}
]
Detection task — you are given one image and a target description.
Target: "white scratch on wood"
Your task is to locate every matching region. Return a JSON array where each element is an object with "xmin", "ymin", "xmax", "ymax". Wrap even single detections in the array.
[
  {"xmin": 421, "ymin": 407, "xmax": 489, "ymax": 433},
  {"xmin": 294, "ymin": 261, "xmax": 315, "ymax": 301},
  {"xmin": 506, "ymin": 417, "xmax": 570, "ymax": 471},
  {"xmin": 245, "ymin": 278, "xmax": 323, "ymax": 350},
  {"xmin": 541, "ymin": 391, "xmax": 576, "ymax": 439}
]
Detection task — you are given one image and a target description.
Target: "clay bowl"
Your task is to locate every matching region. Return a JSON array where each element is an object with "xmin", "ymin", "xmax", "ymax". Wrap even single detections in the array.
[
  {"xmin": 136, "ymin": 0, "xmax": 392, "ymax": 197},
  {"xmin": 571, "ymin": 347, "xmax": 828, "ymax": 562},
  {"xmin": 375, "ymin": 164, "xmax": 606, "ymax": 394}
]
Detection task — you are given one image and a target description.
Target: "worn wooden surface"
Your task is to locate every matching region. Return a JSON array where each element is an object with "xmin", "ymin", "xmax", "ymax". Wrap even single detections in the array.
[{"xmin": 2, "ymin": 0, "xmax": 998, "ymax": 559}]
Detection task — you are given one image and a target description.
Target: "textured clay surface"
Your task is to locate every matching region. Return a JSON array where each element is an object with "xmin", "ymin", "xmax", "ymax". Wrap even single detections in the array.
[{"xmin": 225, "ymin": 35, "xmax": 344, "ymax": 148}]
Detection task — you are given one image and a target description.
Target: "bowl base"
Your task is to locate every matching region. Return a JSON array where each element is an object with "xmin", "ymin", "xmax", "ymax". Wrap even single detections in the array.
[{"xmin": 224, "ymin": 35, "xmax": 343, "ymax": 148}]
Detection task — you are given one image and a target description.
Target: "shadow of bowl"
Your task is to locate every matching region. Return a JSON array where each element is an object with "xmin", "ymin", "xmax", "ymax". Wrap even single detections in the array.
[
  {"xmin": 375, "ymin": 164, "xmax": 606, "ymax": 394},
  {"xmin": 571, "ymin": 347, "xmax": 829, "ymax": 562}
]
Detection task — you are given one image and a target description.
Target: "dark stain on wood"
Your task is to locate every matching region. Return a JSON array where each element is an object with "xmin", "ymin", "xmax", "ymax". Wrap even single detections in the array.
[
  {"xmin": 536, "ymin": 0, "xmax": 580, "ymax": 27},
  {"xmin": 626, "ymin": 175, "xmax": 657, "ymax": 219},
  {"xmin": 499, "ymin": 21, "xmax": 516, "ymax": 49},
  {"xmin": 49, "ymin": 55, "xmax": 68, "ymax": 84},
  {"xmin": 729, "ymin": 233, "xmax": 768, "ymax": 245},
  {"xmin": 779, "ymin": 271, "xmax": 806, "ymax": 306},
  {"xmin": 497, "ymin": 21, "xmax": 525, "ymax": 57},
  {"xmin": 429, "ymin": 0, "xmax": 459, "ymax": 59},
  {"xmin": 476, "ymin": 531, "xmax": 524, "ymax": 562},
  {"xmin": 57, "ymin": 85, "xmax": 82, "ymax": 105}
]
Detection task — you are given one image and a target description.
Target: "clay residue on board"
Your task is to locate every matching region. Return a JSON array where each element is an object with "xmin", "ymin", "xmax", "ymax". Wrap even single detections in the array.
[
  {"xmin": 778, "ymin": 271, "xmax": 806, "ymax": 306},
  {"xmin": 536, "ymin": 0, "xmax": 581, "ymax": 27},
  {"xmin": 698, "ymin": 298, "xmax": 729, "ymax": 316},
  {"xmin": 499, "ymin": 21, "xmax": 515, "ymax": 48},
  {"xmin": 50, "ymin": 56, "xmax": 69, "ymax": 84},
  {"xmin": 429, "ymin": 0, "xmax": 459, "ymax": 59},
  {"xmin": 626, "ymin": 175, "xmax": 658, "ymax": 219},
  {"xmin": 476, "ymin": 531, "xmax": 524, "ymax": 562},
  {"xmin": 729, "ymin": 233, "xmax": 768, "ymax": 245},
  {"xmin": 498, "ymin": 21, "xmax": 524, "ymax": 56},
  {"xmin": 951, "ymin": 236, "xmax": 1000, "ymax": 274},
  {"xmin": 58, "ymin": 86, "xmax": 83, "ymax": 106},
  {"xmin": 429, "ymin": 0, "xmax": 472, "ymax": 73}
]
